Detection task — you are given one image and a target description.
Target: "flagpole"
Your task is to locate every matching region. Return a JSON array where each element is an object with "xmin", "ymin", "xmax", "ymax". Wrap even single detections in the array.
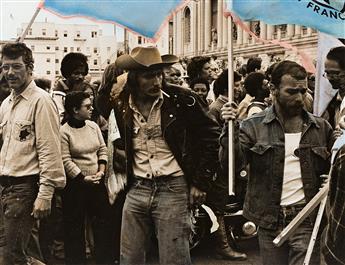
[
  {"xmin": 18, "ymin": 6, "xmax": 42, "ymax": 43},
  {"xmin": 227, "ymin": 13, "xmax": 235, "ymax": 196}
]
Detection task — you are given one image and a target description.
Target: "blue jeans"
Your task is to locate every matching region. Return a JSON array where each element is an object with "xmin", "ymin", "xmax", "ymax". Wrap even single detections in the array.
[
  {"xmin": 258, "ymin": 205, "xmax": 320, "ymax": 265},
  {"xmin": 120, "ymin": 176, "xmax": 191, "ymax": 265},
  {"xmin": 1, "ymin": 179, "xmax": 38, "ymax": 265}
]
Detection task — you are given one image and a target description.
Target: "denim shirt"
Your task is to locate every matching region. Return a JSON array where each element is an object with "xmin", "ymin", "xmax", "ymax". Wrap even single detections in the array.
[{"xmin": 240, "ymin": 106, "xmax": 333, "ymax": 230}]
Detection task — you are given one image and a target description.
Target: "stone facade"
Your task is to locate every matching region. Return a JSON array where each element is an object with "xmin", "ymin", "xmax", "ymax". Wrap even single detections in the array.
[{"xmin": 170, "ymin": 0, "xmax": 318, "ymax": 69}]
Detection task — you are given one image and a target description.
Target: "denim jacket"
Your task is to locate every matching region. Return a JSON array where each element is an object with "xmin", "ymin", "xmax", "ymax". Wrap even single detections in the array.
[{"xmin": 239, "ymin": 106, "xmax": 333, "ymax": 229}]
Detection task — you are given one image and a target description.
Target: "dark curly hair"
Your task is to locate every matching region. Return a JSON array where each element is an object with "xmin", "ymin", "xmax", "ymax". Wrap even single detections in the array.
[
  {"xmin": 60, "ymin": 52, "xmax": 88, "ymax": 79},
  {"xmin": 244, "ymin": 72, "xmax": 265, "ymax": 97},
  {"xmin": 213, "ymin": 70, "xmax": 242, "ymax": 98},
  {"xmin": 247, "ymin": 57, "xmax": 262, "ymax": 74},
  {"xmin": 187, "ymin": 56, "xmax": 211, "ymax": 80}
]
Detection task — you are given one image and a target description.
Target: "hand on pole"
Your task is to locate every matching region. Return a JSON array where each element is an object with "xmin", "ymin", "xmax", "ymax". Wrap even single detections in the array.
[{"xmin": 221, "ymin": 102, "xmax": 238, "ymax": 122}]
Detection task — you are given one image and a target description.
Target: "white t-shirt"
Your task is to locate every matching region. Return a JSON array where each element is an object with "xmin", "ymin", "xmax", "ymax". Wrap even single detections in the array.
[{"xmin": 280, "ymin": 132, "xmax": 306, "ymax": 206}]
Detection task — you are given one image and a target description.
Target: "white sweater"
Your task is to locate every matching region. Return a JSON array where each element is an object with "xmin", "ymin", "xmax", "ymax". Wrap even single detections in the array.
[{"xmin": 60, "ymin": 120, "xmax": 107, "ymax": 178}]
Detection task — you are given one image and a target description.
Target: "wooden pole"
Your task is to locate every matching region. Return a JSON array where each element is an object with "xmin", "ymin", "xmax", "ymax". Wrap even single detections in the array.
[
  {"xmin": 273, "ymin": 184, "xmax": 329, "ymax": 247},
  {"xmin": 227, "ymin": 13, "xmax": 235, "ymax": 195},
  {"xmin": 18, "ymin": 6, "xmax": 41, "ymax": 43},
  {"xmin": 303, "ymin": 196, "xmax": 327, "ymax": 265}
]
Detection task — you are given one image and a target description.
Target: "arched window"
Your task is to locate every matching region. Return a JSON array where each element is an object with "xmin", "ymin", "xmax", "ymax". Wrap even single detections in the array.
[{"xmin": 184, "ymin": 7, "xmax": 191, "ymax": 44}]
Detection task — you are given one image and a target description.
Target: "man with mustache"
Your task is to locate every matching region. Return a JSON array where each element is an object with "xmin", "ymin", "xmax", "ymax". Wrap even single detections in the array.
[
  {"xmin": 221, "ymin": 60, "xmax": 333, "ymax": 265},
  {"xmin": 106, "ymin": 47, "xmax": 220, "ymax": 265}
]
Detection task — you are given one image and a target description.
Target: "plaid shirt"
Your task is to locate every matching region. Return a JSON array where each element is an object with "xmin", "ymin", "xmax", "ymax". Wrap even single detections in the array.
[{"xmin": 323, "ymin": 145, "xmax": 345, "ymax": 265}]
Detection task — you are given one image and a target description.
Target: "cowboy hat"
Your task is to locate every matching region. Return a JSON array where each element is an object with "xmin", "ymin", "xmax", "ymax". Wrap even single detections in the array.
[{"xmin": 115, "ymin": 46, "xmax": 178, "ymax": 70}]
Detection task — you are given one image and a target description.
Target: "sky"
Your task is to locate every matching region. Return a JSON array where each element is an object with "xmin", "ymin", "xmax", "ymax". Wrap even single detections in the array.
[{"xmin": 0, "ymin": 0, "xmax": 124, "ymax": 41}]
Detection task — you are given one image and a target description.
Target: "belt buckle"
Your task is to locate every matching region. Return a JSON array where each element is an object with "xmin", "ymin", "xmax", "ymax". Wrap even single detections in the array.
[{"xmin": 281, "ymin": 205, "xmax": 293, "ymax": 216}]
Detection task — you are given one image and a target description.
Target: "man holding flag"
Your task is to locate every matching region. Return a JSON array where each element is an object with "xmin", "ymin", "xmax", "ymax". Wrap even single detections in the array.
[{"xmin": 221, "ymin": 60, "xmax": 333, "ymax": 265}]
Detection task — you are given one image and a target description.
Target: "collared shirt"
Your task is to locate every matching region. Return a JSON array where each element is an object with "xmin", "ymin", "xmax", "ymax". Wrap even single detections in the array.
[
  {"xmin": 323, "ymin": 92, "xmax": 343, "ymax": 129},
  {"xmin": 128, "ymin": 91, "xmax": 184, "ymax": 179},
  {"xmin": 0, "ymin": 81, "xmax": 66, "ymax": 199}
]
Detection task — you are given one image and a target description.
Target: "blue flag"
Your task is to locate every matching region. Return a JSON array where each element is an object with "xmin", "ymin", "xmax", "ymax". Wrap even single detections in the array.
[
  {"xmin": 227, "ymin": 0, "xmax": 345, "ymax": 38},
  {"xmin": 42, "ymin": 0, "xmax": 183, "ymax": 39}
]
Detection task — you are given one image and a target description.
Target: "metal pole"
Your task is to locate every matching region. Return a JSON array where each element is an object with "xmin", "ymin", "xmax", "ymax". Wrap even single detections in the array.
[
  {"xmin": 227, "ymin": 13, "xmax": 235, "ymax": 195},
  {"xmin": 18, "ymin": 6, "xmax": 41, "ymax": 43}
]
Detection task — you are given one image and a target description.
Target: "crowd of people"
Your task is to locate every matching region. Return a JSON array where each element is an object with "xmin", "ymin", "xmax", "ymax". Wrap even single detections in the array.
[{"xmin": 0, "ymin": 41, "xmax": 344, "ymax": 265}]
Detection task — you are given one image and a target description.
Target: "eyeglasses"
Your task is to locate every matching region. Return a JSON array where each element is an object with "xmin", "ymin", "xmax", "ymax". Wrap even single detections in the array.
[
  {"xmin": 1, "ymin": 63, "xmax": 25, "ymax": 72},
  {"xmin": 323, "ymin": 70, "xmax": 345, "ymax": 78}
]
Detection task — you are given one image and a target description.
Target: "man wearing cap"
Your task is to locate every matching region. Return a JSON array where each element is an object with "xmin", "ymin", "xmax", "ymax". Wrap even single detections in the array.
[{"xmin": 98, "ymin": 46, "xmax": 220, "ymax": 265}]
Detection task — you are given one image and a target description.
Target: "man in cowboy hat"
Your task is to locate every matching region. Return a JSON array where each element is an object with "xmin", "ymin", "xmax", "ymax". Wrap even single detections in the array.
[{"xmin": 97, "ymin": 46, "xmax": 220, "ymax": 265}]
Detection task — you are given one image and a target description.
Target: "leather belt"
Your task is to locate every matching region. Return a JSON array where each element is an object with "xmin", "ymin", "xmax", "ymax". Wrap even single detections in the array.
[{"xmin": 0, "ymin": 175, "xmax": 39, "ymax": 187}]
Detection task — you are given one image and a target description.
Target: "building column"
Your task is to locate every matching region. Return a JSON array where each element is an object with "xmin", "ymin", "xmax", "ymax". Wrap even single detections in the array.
[
  {"xmin": 260, "ymin": 21, "xmax": 266, "ymax": 39},
  {"xmin": 236, "ymin": 23, "xmax": 243, "ymax": 45},
  {"xmin": 277, "ymin": 26, "xmax": 282, "ymax": 40},
  {"xmin": 242, "ymin": 21, "xmax": 250, "ymax": 44},
  {"xmin": 287, "ymin": 24, "xmax": 294, "ymax": 38},
  {"xmin": 216, "ymin": 0, "xmax": 223, "ymax": 49},
  {"xmin": 307, "ymin": 27, "xmax": 313, "ymax": 36},
  {"xmin": 204, "ymin": 0, "xmax": 211, "ymax": 50},
  {"xmin": 294, "ymin": 25, "xmax": 301, "ymax": 37},
  {"xmin": 176, "ymin": 12, "xmax": 183, "ymax": 56},
  {"xmin": 197, "ymin": 1, "xmax": 203, "ymax": 53},
  {"xmin": 173, "ymin": 13, "xmax": 177, "ymax": 55},
  {"xmin": 222, "ymin": 12, "xmax": 227, "ymax": 48},
  {"xmin": 192, "ymin": 2, "xmax": 198, "ymax": 53},
  {"xmin": 267, "ymin": 24, "xmax": 274, "ymax": 40}
]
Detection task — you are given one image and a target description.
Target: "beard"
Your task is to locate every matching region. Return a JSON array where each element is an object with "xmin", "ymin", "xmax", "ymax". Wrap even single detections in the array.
[{"xmin": 276, "ymin": 95, "xmax": 303, "ymax": 117}]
